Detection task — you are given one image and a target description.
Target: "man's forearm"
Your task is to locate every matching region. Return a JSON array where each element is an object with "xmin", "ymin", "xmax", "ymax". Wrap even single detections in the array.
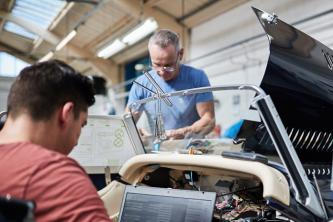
[
  {"xmin": 166, "ymin": 101, "xmax": 216, "ymax": 139},
  {"xmin": 187, "ymin": 114, "xmax": 215, "ymax": 136},
  {"xmin": 166, "ymin": 114, "xmax": 215, "ymax": 139}
]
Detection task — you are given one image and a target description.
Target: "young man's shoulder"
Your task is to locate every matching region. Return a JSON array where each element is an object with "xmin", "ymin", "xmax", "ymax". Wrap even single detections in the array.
[
  {"xmin": 0, "ymin": 142, "xmax": 87, "ymax": 202},
  {"xmin": 7, "ymin": 142, "xmax": 112, "ymax": 221},
  {"xmin": 0, "ymin": 142, "xmax": 82, "ymax": 173}
]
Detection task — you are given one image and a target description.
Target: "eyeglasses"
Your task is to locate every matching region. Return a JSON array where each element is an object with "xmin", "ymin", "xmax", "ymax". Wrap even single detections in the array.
[
  {"xmin": 150, "ymin": 66, "xmax": 176, "ymax": 73},
  {"xmin": 150, "ymin": 53, "xmax": 179, "ymax": 73}
]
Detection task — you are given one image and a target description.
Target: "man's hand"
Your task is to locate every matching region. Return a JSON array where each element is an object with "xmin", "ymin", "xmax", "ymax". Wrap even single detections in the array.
[{"xmin": 166, "ymin": 127, "xmax": 191, "ymax": 140}]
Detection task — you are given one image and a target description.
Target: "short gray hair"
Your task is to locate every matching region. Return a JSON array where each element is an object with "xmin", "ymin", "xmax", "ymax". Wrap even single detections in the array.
[{"xmin": 148, "ymin": 29, "xmax": 181, "ymax": 52}]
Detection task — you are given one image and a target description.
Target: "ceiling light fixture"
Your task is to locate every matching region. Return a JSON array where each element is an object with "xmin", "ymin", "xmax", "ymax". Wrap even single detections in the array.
[
  {"xmin": 122, "ymin": 18, "xmax": 158, "ymax": 45},
  {"xmin": 97, "ymin": 18, "xmax": 158, "ymax": 59},
  {"xmin": 55, "ymin": 29, "xmax": 77, "ymax": 51},
  {"xmin": 97, "ymin": 38, "xmax": 126, "ymax": 58},
  {"xmin": 39, "ymin": 51, "xmax": 54, "ymax": 62}
]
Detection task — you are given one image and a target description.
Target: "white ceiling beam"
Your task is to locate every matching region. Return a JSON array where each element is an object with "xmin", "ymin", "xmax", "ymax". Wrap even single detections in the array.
[
  {"xmin": 182, "ymin": 0, "xmax": 249, "ymax": 27},
  {"xmin": 0, "ymin": 10, "xmax": 59, "ymax": 44},
  {"xmin": 64, "ymin": 44, "xmax": 120, "ymax": 84},
  {"xmin": 112, "ymin": 0, "xmax": 190, "ymax": 59},
  {"xmin": 30, "ymin": 2, "xmax": 75, "ymax": 54},
  {"xmin": 113, "ymin": 0, "xmax": 185, "ymax": 34},
  {"xmin": 88, "ymin": 15, "xmax": 135, "ymax": 50},
  {"xmin": 0, "ymin": 42, "xmax": 35, "ymax": 64},
  {"xmin": 145, "ymin": 0, "xmax": 167, "ymax": 8},
  {"xmin": 112, "ymin": 39, "xmax": 149, "ymax": 64},
  {"xmin": 0, "ymin": 10, "xmax": 119, "ymax": 83},
  {"xmin": 0, "ymin": 19, "xmax": 4, "ymax": 33}
]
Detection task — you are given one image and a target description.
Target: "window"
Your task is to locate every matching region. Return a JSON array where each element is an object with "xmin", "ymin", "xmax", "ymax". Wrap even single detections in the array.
[
  {"xmin": 3, "ymin": 0, "xmax": 66, "ymax": 40},
  {"xmin": 0, "ymin": 52, "xmax": 30, "ymax": 77}
]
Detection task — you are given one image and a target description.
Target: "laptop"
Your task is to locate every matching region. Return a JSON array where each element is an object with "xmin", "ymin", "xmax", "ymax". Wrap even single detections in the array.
[
  {"xmin": 69, "ymin": 113, "xmax": 146, "ymax": 173},
  {"xmin": 118, "ymin": 185, "xmax": 216, "ymax": 222}
]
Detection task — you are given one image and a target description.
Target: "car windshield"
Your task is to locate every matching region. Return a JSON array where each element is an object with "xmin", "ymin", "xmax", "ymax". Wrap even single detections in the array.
[{"xmin": 128, "ymin": 86, "xmax": 257, "ymax": 153}]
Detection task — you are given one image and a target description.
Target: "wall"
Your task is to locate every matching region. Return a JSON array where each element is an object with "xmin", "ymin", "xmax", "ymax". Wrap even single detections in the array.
[
  {"xmin": 0, "ymin": 77, "xmax": 15, "ymax": 111},
  {"xmin": 189, "ymin": 0, "xmax": 333, "ymax": 133}
]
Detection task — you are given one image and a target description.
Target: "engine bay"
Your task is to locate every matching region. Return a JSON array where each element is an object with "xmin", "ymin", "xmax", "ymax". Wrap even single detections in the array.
[{"xmin": 140, "ymin": 167, "xmax": 290, "ymax": 222}]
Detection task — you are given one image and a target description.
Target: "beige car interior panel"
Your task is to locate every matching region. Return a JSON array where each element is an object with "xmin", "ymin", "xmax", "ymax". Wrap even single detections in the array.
[
  {"xmin": 98, "ymin": 180, "xmax": 125, "ymax": 218},
  {"xmin": 99, "ymin": 153, "xmax": 290, "ymax": 216}
]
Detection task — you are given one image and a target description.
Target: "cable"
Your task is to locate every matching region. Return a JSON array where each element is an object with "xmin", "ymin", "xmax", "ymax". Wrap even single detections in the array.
[
  {"xmin": 216, "ymin": 186, "xmax": 262, "ymax": 197},
  {"xmin": 133, "ymin": 80, "xmax": 156, "ymax": 94}
]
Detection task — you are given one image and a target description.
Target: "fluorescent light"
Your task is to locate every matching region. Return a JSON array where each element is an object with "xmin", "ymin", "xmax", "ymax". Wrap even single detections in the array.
[
  {"xmin": 55, "ymin": 29, "xmax": 77, "ymax": 51},
  {"xmin": 39, "ymin": 51, "xmax": 54, "ymax": 62},
  {"xmin": 96, "ymin": 18, "xmax": 158, "ymax": 59},
  {"xmin": 97, "ymin": 39, "xmax": 126, "ymax": 58},
  {"xmin": 122, "ymin": 18, "xmax": 158, "ymax": 45},
  {"xmin": 49, "ymin": 2, "xmax": 75, "ymax": 30}
]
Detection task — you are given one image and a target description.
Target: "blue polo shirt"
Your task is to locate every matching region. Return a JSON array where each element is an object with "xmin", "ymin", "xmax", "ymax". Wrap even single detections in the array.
[{"xmin": 127, "ymin": 64, "xmax": 213, "ymax": 130}]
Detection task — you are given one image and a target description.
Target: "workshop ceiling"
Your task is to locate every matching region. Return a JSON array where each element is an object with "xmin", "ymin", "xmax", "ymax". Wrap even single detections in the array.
[{"xmin": 0, "ymin": 0, "xmax": 248, "ymax": 83}]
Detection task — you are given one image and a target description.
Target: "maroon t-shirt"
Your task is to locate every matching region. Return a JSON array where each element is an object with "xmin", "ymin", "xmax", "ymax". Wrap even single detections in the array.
[{"xmin": 0, "ymin": 142, "xmax": 112, "ymax": 222}]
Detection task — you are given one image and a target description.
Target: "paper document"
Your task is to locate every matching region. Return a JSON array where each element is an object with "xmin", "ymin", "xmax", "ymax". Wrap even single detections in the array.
[{"xmin": 70, "ymin": 115, "xmax": 144, "ymax": 168}]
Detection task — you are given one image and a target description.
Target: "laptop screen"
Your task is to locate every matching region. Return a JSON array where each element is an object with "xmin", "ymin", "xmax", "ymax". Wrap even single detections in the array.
[
  {"xmin": 70, "ymin": 113, "xmax": 146, "ymax": 170},
  {"xmin": 118, "ymin": 186, "xmax": 216, "ymax": 222}
]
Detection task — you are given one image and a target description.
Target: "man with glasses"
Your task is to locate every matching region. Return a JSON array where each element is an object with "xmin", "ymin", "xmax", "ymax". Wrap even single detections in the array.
[{"xmin": 127, "ymin": 29, "xmax": 215, "ymax": 139}]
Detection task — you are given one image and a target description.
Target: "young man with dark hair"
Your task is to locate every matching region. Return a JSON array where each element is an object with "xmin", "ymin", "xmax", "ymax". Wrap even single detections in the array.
[{"xmin": 0, "ymin": 60, "xmax": 112, "ymax": 221}]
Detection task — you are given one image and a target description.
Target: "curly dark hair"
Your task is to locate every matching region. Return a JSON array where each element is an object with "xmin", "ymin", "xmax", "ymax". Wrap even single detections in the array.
[{"xmin": 7, "ymin": 60, "xmax": 95, "ymax": 120}]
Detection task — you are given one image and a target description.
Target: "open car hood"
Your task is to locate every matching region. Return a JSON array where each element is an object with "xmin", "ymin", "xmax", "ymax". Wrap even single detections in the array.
[{"xmin": 252, "ymin": 7, "xmax": 333, "ymax": 132}]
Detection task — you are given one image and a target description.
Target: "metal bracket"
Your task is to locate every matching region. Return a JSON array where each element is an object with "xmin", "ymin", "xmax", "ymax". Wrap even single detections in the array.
[{"xmin": 261, "ymin": 12, "xmax": 278, "ymax": 25}]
